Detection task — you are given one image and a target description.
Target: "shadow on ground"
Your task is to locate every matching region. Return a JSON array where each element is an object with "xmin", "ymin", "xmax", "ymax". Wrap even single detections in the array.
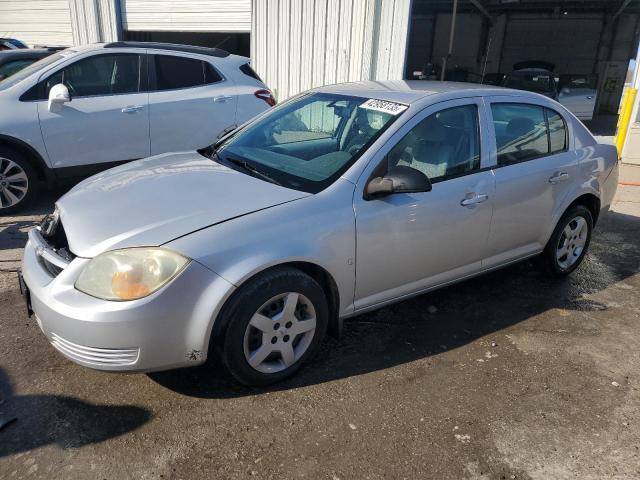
[
  {"xmin": 0, "ymin": 187, "xmax": 66, "ymax": 253},
  {"xmin": 149, "ymin": 209, "xmax": 640, "ymax": 398},
  {"xmin": 0, "ymin": 369, "xmax": 151, "ymax": 458}
]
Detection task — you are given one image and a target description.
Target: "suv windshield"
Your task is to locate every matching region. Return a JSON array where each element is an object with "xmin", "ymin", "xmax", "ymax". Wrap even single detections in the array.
[
  {"xmin": 0, "ymin": 51, "xmax": 68, "ymax": 91},
  {"xmin": 213, "ymin": 93, "xmax": 402, "ymax": 193}
]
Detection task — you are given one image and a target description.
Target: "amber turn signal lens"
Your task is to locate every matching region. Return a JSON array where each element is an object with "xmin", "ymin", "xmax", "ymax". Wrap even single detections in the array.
[{"xmin": 111, "ymin": 271, "xmax": 151, "ymax": 300}]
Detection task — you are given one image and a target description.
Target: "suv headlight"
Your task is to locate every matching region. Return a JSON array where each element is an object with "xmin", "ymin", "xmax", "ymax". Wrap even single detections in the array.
[{"xmin": 75, "ymin": 248, "xmax": 190, "ymax": 301}]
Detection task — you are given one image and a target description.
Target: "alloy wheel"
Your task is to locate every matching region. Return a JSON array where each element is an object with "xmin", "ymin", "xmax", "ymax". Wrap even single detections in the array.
[
  {"xmin": 0, "ymin": 157, "xmax": 29, "ymax": 209},
  {"xmin": 556, "ymin": 215, "xmax": 588, "ymax": 269},
  {"xmin": 243, "ymin": 292, "xmax": 317, "ymax": 374}
]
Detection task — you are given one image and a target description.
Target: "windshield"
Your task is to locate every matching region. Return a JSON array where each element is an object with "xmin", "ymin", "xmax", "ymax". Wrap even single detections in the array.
[
  {"xmin": 214, "ymin": 93, "xmax": 402, "ymax": 193},
  {"xmin": 505, "ymin": 72, "xmax": 556, "ymax": 94},
  {"xmin": 0, "ymin": 51, "xmax": 67, "ymax": 91}
]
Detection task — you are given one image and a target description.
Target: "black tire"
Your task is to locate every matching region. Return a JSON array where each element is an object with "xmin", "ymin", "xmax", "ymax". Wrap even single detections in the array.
[
  {"xmin": 0, "ymin": 146, "xmax": 39, "ymax": 215},
  {"xmin": 217, "ymin": 267, "xmax": 329, "ymax": 387},
  {"xmin": 542, "ymin": 205, "xmax": 594, "ymax": 277}
]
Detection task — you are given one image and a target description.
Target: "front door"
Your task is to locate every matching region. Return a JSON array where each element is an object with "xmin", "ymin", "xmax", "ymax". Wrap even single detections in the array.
[
  {"xmin": 38, "ymin": 52, "xmax": 150, "ymax": 172},
  {"xmin": 353, "ymin": 99, "xmax": 495, "ymax": 310}
]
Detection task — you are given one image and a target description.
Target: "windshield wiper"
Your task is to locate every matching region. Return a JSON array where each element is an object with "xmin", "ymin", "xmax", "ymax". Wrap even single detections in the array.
[{"xmin": 224, "ymin": 157, "xmax": 283, "ymax": 186}]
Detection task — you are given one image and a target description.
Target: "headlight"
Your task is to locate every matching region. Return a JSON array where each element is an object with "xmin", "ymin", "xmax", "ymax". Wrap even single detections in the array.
[{"xmin": 75, "ymin": 248, "xmax": 190, "ymax": 301}]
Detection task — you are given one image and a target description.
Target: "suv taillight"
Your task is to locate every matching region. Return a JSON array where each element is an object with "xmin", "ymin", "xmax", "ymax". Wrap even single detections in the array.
[{"xmin": 254, "ymin": 89, "xmax": 277, "ymax": 107}]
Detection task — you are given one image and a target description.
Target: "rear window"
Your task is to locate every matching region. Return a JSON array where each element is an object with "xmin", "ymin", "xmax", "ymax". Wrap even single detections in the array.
[
  {"xmin": 239, "ymin": 63, "xmax": 262, "ymax": 82},
  {"xmin": 491, "ymin": 103, "xmax": 568, "ymax": 165},
  {"xmin": 154, "ymin": 55, "xmax": 222, "ymax": 91}
]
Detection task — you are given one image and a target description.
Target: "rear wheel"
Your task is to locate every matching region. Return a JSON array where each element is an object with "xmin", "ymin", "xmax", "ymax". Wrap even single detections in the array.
[
  {"xmin": 218, "ymin": 267, "xmax": 328, "ymax": 387},
  {"xmin": 0, "ymin": 147, "xmax": 39, "ymax": 215},
  {"xmin": 542, "ymin": 205, "xmax": 593, "ymax": 277}
]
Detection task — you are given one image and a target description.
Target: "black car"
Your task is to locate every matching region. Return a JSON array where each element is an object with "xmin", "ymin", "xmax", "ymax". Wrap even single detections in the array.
[{"xmin": 0, "ymin": 48, "xmax": 62, "ymax": 80}]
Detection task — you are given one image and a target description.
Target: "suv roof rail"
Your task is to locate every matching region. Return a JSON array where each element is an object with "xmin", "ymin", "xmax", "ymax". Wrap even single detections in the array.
[{"xmin": 103, "ymin": 41, "xmax": 230, "ymax": 58}]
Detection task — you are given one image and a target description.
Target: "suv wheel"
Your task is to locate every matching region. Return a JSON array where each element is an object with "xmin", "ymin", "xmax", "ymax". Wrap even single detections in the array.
[
  {"xmin": 542, "ymin": 205, "xmax": 593, "ymax": 277},
  {"xmin": 0, "ymin": 147, "xmax": 39, "ymax": 215},
  {"xmin": 218, "ymin": 267, "xmax": 328, "ymax": 387}
]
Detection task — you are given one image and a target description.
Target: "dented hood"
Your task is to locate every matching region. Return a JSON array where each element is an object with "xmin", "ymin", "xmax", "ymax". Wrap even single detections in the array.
[{"xmin": 57, "ymin": 151, "xmax": 309, "ymax": 258}]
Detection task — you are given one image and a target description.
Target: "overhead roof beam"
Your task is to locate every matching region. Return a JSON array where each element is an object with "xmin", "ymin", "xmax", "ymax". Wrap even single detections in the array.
[
  {"xmin": 613, "ymin": 0, "xmax": 633, "ymax": 19},
  {"xmin": 469, "ymin": 0, "xmax": 494, "ymax": 24}
]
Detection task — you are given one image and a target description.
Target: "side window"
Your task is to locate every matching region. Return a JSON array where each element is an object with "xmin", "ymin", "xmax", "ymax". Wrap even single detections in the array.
[
  {"xmin": 204, "ymin": 62, "xmax": 223, "ymax": 84},
  {"xmin": 45, "ymin": 54, "xmax": 140, "ymax": 97},
  {"xmin": 491, "ymin": 103, "xmax": 549, "ymax": 165},
  {"xmin": 547, "ymin": 109, "xmax": 567, "ymax": 153},
  {"xmin": 387, "ymin": 104, "xmax": 481, "ymax": 182},
  {"xmin": 154, "ymin": 55, "xmax": 219, "ymax": 90}
]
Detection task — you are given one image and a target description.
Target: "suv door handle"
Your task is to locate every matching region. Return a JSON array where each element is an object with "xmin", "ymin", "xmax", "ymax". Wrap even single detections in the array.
[
  {"xmin": 213, "ymin": 95, "xmax": 233, "ymax": 103},
  {"xmin": 549, "ymin": 172, "xmax": 569, "ymax": 184},
  {"xmin": 460, "ymin": 193, "xmax": 488, "ymax": 208},
  {"xmin": 121, "ymin": 105, "xmax": 144, "ymax": 114}
]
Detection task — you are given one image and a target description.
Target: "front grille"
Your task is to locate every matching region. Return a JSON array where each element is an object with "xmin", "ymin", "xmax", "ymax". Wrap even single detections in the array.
[{"xmin": 50, "ymin": 332, "xmax": 139, "ymax": 367}]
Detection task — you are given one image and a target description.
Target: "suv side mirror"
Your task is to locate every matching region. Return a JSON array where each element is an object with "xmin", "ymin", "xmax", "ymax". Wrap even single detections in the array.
[
  {"xmin": 365, "ymin": 165, "xmax": 432, "ymax": 200},
  {"xmin": 48, "ymin": 83, "xmax": 70, "ymax": 113}
]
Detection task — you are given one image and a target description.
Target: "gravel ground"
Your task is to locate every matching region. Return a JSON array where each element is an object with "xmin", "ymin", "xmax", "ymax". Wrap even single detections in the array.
[{"xmin": 0, "ymin": 171, "xmax": 639, "ymax": 480}]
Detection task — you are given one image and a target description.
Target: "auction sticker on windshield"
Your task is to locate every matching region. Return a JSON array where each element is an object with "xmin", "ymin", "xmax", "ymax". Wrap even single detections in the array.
[{"xmin": 360, "ymin": 98, "xmax": 408, "ymax": 115}]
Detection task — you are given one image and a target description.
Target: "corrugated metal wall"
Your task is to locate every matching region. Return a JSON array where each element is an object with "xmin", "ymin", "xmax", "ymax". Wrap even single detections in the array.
[
  {"xmin": 0, "ymin": 0, "xmax": 74, "ymax": 46},
  {"xmin": 120, "ymin": 0, "xmax": 251, "ymax": 32},
  {"xmin": 252, "ymin": 0, "xmax": 412, "ymax": 101},
  {"xmin": 70, "ymin": 0, "xmax": 120, "ymax": 44}
]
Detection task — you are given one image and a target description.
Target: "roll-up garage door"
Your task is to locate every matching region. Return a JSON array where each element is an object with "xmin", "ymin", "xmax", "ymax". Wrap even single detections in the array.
[
  {"xmin": 500, "ymin": 13, "xmax": 603, "ymax": 74},
  {"xmin": 120, "ymin": 0, "xmax": 251, "ymax": 32},
  {"xmin": 0, "ymin": 0, "xmax": 73, "ymax": 47}
]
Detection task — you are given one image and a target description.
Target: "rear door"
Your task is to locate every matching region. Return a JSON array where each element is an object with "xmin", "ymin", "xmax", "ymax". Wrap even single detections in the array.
[
  {"xmin": 484, "ymin": 98, "xmax": 578, "ymax": 268},
  {"xmin": 148, "ymin": 53, "xmax": 237, "ymax": 154},
  {"xmin": 557, "ymin": 76, "xmax": 597, "ymax": 120}
]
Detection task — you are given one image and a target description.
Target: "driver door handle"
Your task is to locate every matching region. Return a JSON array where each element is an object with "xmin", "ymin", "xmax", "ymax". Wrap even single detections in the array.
[
  {"xmin": 121, "ymin": 105, "xmax": 144, "ymax": 114},
  {"xmin": 549, "ymin": 171, "xmax": 569, "ymax": 184},
  {"xmin": 213, "ymin": 95, "xmax": 233, "ymax": 103},
  {"xmin": 460, "ymin": 193, "xmax": 488, "ymax": 208}
]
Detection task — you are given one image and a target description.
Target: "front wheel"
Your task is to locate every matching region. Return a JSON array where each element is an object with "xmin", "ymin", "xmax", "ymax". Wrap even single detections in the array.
[
  {"xmin": 0, "ymin": 147, "xmax": 39, "ymax": 215},
  {"xmin": 218, "ymin": 267, "xmax": 328, "ymax": 387},
  {"xmin": 542, "ymin": 205, "xmax": 593, "ymax": 277}
]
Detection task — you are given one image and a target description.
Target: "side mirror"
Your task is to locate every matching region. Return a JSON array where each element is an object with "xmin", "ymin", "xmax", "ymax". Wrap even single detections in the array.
[
  {"xmin": 365, "ymin": 165, "xmax": 432, "ymax": 200},
  {"xmin": 48, "ymin": 83, "xmax": 70, "ymax": 113}
]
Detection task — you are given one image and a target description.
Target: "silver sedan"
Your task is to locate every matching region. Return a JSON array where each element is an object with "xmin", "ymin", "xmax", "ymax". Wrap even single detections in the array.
[{"xmin": 20, "ymin": 81, "xmax": 619, "ymax": 386}]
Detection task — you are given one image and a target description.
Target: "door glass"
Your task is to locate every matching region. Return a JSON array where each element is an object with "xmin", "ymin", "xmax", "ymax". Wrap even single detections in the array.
[
  {"xmin": 387, "ymin": 104, "xmax": 480, "ymax": 181},
  {"xmin": 154, "ymin": 55, "xmax": 205, "ymax": 90},
  {"xmin": 547, "ymin": 109, "xmax": 567, "ymax": 153},
  {"xmin": 491, "ymin": 103, "xmax": 549, "ymax": 165},
  {"xmin": 45, "ymin": 54, "xmax": 140, "ymax": 97}
]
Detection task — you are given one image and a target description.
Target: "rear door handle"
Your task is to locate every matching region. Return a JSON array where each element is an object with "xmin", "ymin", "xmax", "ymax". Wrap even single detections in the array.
[
  {"xmin": 460, "ymin": 193, "xmax": 489, "ymax": 208},
  {"xmin": 121, "ymin": 105, "xmax": 144, "ymax": 113},
  {"xmin": 549, "ymin": 172, "xmax": 569, "ymax": 184},
  {"xmin": 213, "ymin": 95, "xmax": 233, "ymax": 103}
]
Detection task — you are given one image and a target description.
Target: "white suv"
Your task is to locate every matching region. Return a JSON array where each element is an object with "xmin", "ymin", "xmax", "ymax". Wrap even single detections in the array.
[{"xmin": 0, "ymin": 42, "xmax": 275, "ymax": 213}]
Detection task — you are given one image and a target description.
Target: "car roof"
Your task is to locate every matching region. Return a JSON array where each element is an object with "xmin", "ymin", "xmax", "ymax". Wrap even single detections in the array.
[
  {"xmin": 313, "ymin": 80, "xmax": 528, "ymax": 104},
  {"xmin": 102, "ymin": 41, "xmax": 230, "ymax": 58}
]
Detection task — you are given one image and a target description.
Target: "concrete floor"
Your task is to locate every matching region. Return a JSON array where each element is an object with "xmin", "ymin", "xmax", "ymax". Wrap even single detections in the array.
[{"xmin": 0, "ymin": 169, "xmax": 639, "ymax": 480}]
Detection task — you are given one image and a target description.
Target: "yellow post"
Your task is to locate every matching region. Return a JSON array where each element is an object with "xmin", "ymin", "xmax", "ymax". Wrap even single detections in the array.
[{"xmin": 615, "ymin": 87, "xmax": 638, "ymax": 158}]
